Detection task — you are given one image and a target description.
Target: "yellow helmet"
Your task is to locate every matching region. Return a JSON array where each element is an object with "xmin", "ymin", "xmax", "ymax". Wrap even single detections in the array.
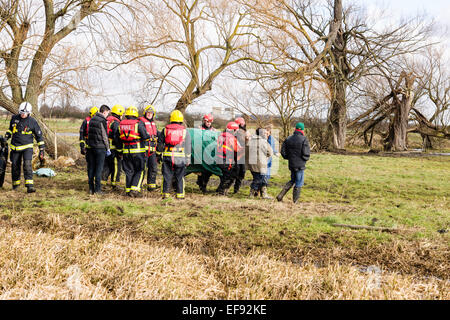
[
  {"xmin": 89, "ymin": 106, "xmax": 98, "ymax": 117},
  {"xmin": 144, "ymin": 104, "xmax": 156, "ymax": 116},
  {"xmin": 170, "ymin": 110, "xmax": 184, "ymax": 123},
  {"xmin": 111, "ymin": 104, "xmax": 125, "ymax": 116},
  {"xmin": 125, "ymin": 106, "xmax": 139, "ymax": 118}
]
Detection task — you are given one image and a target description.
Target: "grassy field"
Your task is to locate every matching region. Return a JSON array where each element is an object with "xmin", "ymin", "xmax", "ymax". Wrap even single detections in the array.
[{"xmin": 0, "ymin": 117, "xmax": 448, "ymax": 299}]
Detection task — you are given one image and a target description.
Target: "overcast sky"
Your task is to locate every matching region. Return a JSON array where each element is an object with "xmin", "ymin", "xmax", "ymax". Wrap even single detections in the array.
[
  {"xmin": 359, "ymin": 0, "xmax": 450, "ymax": 17},
  {"xmin": 72, "ymin": 0, "xmax": 450, "ymax": 113}
]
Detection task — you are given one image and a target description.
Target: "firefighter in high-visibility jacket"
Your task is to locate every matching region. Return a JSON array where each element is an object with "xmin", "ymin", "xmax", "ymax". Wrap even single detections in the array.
[
  {"xmin": 102, "ymin": 104, "xmax": 125, "ymax": 189},
  {"xmin": 79, "ymin": 106, "xmax": 98, "ymax": 155},
  {"xmin": 116, "ymin": 106, "xmax": 150, "ymax": 197},
  {"xmin": 4, "ymin": 102, "xmax": 45, "ymax": 193},
  {"xmin": 139, "ymin": 105, "xmax": 159, "ymax": 191},
  {"xmin": 216, "ymin": 121, "xmax": 242, "ymax": 196},
  {"xmin": 157, "ymin": 110, "xmax": 191, "ymax": 199}
]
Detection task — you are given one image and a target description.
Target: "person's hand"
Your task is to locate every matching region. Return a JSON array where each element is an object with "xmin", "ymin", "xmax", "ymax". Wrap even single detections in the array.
[
  {"xmin": 39, "ymin": 150, "xmax": 45, "ymax": 165},
  {"xmin": 106, "ymin": 149, "xmax": 111, "ymax": 157},
  {"xmin": 118, "ymin": 152, "xmax": 123, "ymax": 159},
  {"xmin": 80, "ymin": 147, "xmax": 86, "ymax": 155}
]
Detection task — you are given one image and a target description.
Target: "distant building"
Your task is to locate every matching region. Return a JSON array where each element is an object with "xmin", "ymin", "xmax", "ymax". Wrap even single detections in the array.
[{"xmin": 212, "ymin": 106, "xmax": 235, "ymax": 120}]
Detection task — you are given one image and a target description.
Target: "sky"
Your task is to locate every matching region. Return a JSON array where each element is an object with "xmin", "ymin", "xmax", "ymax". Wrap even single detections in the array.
[
  {"xmin": 358, "ymin": 0, "xmax": 450, "ymax": 19},
  {"xmin": 57, "ymin": 0, "xmax": 450, "ymax": 114}
]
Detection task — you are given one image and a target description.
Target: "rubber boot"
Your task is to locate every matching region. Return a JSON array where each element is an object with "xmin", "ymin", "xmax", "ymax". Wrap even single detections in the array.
[
  {"xmin": 249, "ymin": 189, "xmax": 258, "ymax": 198},
  {"xmin": 233, "ymin": 180, "xmax": 241, "ymax": 194},
  {"xmin": 276, "ymin": 181, "xmax": 294, "ymax": 202},
  {"xmin": 293, "ymin": 187, "xmax": 301, "ymax": 203},
  {"xmin": 261, "ymin": 186, "xmax": 273, "ymax": 199},
  {"xmin": 27, "ymin": 186, "xmax": 36, "ymax": 194}
]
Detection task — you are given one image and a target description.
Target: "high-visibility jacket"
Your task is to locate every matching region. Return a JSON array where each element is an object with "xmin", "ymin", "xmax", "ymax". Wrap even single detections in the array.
[
  {"xmin": 216, "ymin": 131, "xmax": 242, "ymax": 165},
  {"xmin": 5, "ymin": 114, "xmax": 45, "ymax": 152},
  {"xmin": 79, "ymin": 116, "xmax": 91, "ymax": 148},
  {"xmin": 107, "ymin": 115, "xmax": 121, "ymax": 150},
  {"xmin": 157, "ymin": 123, "xmax": 191, "ymax": 166},
  {"xmin": 117, "ymin": 117, "xmax": 150, "ymax": 154},
  {"xmin": 139, "ymin": 117, "xmax": 158, "ymax": 154}
]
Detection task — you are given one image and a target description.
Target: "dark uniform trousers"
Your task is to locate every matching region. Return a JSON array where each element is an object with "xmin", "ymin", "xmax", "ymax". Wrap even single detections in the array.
[
  {"xmin": 11, "ymin": 149, "xmax": 34, "ymax": 188},
  {"xmin": 146, "ymin": 153, "xmax": 158, "ymax": 188},
  {"xmin": 162, "ymin": 161, "xmax": 185, "ymax": 198},
  {"xmin": 234, "ymin": 163, "xmax": 246, "ymax": 192},
  {"xmin": 102, "ymin": 149, "xmax": 122, "ymax": 186},
  {"xmin": 217, "ymin": 163, "xmax": 236, "ymax": 194},
  {"xmin": 196, "ymin": 170, "xmax": 212, "ymax": 192},
  {"xmin": 122, "ymin": 153, "xmax": 146, "ymax": 193},
  {"xmin": 0, "ymin": 156, "xmax": 6, "ymax": 188},
  {"xmin": 0, "ymin": 158, "xmax": 5, "ymax": 188}
]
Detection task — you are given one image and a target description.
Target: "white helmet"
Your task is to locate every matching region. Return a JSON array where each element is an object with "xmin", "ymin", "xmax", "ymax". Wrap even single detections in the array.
[{"xmin": 19, "ymin": 102, "xmax": 33, "ymax": 115}]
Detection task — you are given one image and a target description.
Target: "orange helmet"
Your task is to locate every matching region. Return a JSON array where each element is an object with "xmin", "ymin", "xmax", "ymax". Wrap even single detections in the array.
[
  {"xmin": 235, "ymin": 117, "xmax": 245, "ymax": 127},
  {"xmin": 226, "ymin": 121, "xmax": 239, "ymax": 131},
  {"xmin": 203, "ymin": 114, "xmax": 214, "ymax": 122}
]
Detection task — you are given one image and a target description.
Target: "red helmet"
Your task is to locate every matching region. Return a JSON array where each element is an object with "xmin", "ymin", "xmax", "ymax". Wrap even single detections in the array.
[
  {"xmin": 235, "ymin": 117, "xmax": 245, "ymax": 126},
  {"xmin": 203, "ymin": 114, "xmax": 214, "ymax": 122},
  {"xmin": 226, "ymin": 121, "xmax": 239, "ymax": 131}
]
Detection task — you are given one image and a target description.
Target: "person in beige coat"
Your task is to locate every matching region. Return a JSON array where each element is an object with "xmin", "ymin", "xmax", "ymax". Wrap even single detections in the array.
[{"xmin": 246, "ymin": 128, "xmax": 274, "ymax": 199}]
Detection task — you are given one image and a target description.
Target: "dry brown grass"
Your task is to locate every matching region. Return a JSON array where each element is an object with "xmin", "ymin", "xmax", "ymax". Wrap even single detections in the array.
[{"xmin": 0, "ymin": 225, "xmax": 447, "ymax": 300}]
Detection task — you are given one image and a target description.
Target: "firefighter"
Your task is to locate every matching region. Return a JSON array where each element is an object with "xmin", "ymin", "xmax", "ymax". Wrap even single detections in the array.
[
  {"xmin": 117, "ymin": 106, "xmax": 150, "ymax": 197},
  {"xmin": 196, "ymin": 113, "xmax": 216, "ymax": 193},
  {"xmin": 4, "ymin": 102, "xmax": 45, "ymax": 193},
  {"xmin": 233, "ymin": 117, "xmax": 248, "ymax": 194},
  {"xmin": 198, "ymin": 113, "xmax": 216, "ymax": 131},
  {"xmin": 79, "ymin": 106, "xmax": 98, "ymax": 181},
  {"xmin": 139, "ymin": 105, "xmax": 159, "ymax": 191},
  {"xmin": 216, "ymin": 121, "xmax": 242, "ymax": 196},
  {"xmin": 102, "ymin": 104, "xmax": 125, "ymax": 189},
  {"xmin": 0, "ymin": 135, "xmax": 8, "ymax": 188},
  {"xmin": 157, "ymin": 110, "xmax": 191, "ymax": 200},
  {"xmin": 79, "ymin": 106, "xmax": 98, "ymax": 155}
]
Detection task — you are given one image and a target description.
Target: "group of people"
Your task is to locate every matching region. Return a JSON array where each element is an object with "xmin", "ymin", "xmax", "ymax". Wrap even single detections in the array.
[
  {"xmin": 79, "ymin": 104, "xmax": 310, "ymax": 203},
  {"xmin": 0, "ymin": 101, "xmax": 310, "ymax": 204}
]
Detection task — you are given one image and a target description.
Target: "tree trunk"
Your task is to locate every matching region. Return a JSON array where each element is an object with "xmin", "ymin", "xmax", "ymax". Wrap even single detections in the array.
[
  {"xmin": 421, "ymin": 134, "xmax": 433, "ymax": 150},
  {"xmin": 327, "ymin": 80, "xmax": 347, "ymax": 150},
  {"xmin": 326, "ymin": 1, "xmax": 347, "ymax": 151},
  {"xmin": 384, "ymin": 72, "xmax": 415, "ymax": 151}
]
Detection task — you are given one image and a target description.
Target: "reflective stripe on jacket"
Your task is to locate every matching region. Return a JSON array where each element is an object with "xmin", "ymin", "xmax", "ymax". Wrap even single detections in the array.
[
  {"xmin": 139, "ymin": 117, "xmax": 158, "ymax": 154},
  {"xmin": 6, "ymin": 115, "xmax": 45, "ymax": 151}
]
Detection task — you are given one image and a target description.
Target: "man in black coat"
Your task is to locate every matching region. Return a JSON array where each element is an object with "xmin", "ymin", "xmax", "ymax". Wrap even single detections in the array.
[
  {"xmin": 86, "ymin": 104, "xmax": 111, "ymax": 195},
  {"xmin": 277, "ymin": 122, "xmax": 310, "ymax": 203}
]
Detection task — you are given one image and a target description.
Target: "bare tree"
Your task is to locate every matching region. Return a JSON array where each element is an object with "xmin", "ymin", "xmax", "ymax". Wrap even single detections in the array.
[
  {"xmin": 242, "ymin": 0, "xmax": 431, "ymax": 150},
  {"xmin": 410, "ymin": 48, "xmax": 450, "ymax": 148},
  {"xmin": 104, "ymin": 0, "xmax": 276, "ymax": 114},
  {"xmin": 0, "ymin": 0, "xmax": 120, "ymax": 157}
]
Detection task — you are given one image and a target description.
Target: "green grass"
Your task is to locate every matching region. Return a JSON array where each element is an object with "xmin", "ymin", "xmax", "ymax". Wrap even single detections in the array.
[
  {"xmin": 2, "ymin": 153, "xmax": 449, "ymax": 245},
  {"xmin": 0, "ymin": 116, "xmax": 449, "ymax": 275},
  {"xmin": 0, "ymin": 152, "xmax": 448, "ymax": 279}
]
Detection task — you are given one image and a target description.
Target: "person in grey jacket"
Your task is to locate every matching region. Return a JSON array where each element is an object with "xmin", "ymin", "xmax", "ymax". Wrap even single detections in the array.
[
  {"xmin": 246, "ymin": 128, "xmax": 273, "ymax": 199},
  {"xmin": 277, "ymin": 122, "xmax": 310, "ymax": 203}
]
